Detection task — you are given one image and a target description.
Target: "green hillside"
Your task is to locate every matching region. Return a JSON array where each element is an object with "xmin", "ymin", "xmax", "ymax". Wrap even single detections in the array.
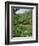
[{"xmin": 11, "ymin": 11, "xmax": 32, "ymax": 37}]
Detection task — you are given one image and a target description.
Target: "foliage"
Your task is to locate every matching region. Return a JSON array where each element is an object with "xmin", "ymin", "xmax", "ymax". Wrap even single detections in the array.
[{"xmin": 12, "ymin": 10, "xmax": 32, "ymax": 37}]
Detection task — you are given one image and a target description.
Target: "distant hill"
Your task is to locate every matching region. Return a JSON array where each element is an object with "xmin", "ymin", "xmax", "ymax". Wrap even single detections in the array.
[{"xmin": 14, "ymin": 10, "xmax": 32, "ymax": 25}]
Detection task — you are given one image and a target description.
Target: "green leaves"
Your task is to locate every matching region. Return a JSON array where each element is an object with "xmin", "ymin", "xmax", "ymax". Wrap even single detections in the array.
[{"xmin": 12, "ymin": 11, "xmax": 32, "ymax": 37}]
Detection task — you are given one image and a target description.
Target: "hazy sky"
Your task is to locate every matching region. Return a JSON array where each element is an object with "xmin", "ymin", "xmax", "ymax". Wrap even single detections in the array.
[{"xmin": 16, "ymin": 9, "xmax": 31, "ymax": 14}]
